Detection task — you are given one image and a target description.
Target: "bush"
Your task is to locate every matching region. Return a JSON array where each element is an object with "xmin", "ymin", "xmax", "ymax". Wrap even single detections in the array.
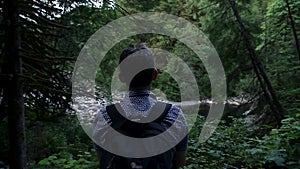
[
  {"xmin": 2, "ymin": 111, "xmax": 299, "ymax": 169},
  {"xmin": 245, "ymin": 115, "xmax": 300, "ymax": 168},
  {"xmin": 184, "ymin": 114, "xmax": 300, "ymax": 169},
  {"xmin": 26, "ymin": 116, "xmax": 98, "ymax": 168},
  {"xmin": 37, "ymin": 150, "xmax": 98, "ymax": 169}
]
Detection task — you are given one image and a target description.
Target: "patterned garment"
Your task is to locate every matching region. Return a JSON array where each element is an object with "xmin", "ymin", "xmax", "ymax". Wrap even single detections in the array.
[{"xmin": 92, "ymin": 90, "xmax": 188, "ymax": 151}]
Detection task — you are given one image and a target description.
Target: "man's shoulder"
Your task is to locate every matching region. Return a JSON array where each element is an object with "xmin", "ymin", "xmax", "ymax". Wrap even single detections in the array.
[
  {"xmin": 94, "ymin": 106, "xmax": 111, "ymax": 123},
  {"xmin": 165, "ymin": 103, "xmax": 184, "ymax": 117},
  {"xmin": 168, "ymin": 104, "xmax": 183, "ymax": 114},
  {"xmin": 162, "ymin": 103, "xmax": 187, "ymax": 127}
]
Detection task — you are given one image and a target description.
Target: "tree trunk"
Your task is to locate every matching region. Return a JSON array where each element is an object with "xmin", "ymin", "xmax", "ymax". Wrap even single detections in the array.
[
  {"xmin": 0, "ymin": 96, "xmax": 8, "ymax": 123},
  {"xmin": 228, "ymin": 0, "xmax": 285, "ymax": 126},
  {"xmin": 3, "ymin": 0, "xmax": 27, "ymax": 168},
  {"xmin": 285, "ymin": 0, "xmax": 300, "ymax": 61}
]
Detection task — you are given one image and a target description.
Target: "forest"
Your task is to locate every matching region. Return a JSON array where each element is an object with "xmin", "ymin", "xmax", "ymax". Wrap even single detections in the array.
[{"xmin": 0, "ymin": 0, "xmax": 300, "ymax": 168}]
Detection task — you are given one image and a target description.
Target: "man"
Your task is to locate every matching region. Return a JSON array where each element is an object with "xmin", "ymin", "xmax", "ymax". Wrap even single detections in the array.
[{"xmin": 93, "ymin": 43, "xmax": 188, "ymax": 169}]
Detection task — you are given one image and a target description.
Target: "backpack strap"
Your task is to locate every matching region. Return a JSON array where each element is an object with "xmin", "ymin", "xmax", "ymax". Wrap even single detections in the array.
[
  {"xmin": 106, "ymin": 102, "xmax": 172, "ymax": 130},
  {"xmin": 106, "ymin": 103, "xmax": 127, "ymax": 129},
  {"xmin": 151, "ymin": 102, "xmax": 172, "ymax": 123}
]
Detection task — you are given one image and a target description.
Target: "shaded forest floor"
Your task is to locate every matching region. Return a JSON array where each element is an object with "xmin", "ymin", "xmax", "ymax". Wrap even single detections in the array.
[{"xmin": 1, "ymin": 111, "xmax": 300, "ymax": 169}]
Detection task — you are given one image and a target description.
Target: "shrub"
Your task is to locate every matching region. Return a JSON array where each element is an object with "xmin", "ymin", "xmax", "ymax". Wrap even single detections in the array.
[
  {"xmin": 184, "ymin": 114, "xmax": 300, "ymax": 168},
  {"xmin": 37, "ymin": 150, "xmax": 98, "ymax": 169}
]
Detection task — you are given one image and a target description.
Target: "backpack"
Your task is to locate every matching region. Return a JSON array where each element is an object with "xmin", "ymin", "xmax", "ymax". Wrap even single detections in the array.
[{"xmin": 100, "ymin": 101, "xmax": 176, "ymax": 169}]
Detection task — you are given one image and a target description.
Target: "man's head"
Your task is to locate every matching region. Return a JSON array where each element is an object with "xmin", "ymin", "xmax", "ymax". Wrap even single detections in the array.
[{"xmin": 118, "ymin": 44, "xmax": 157, "ymax": 89}]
